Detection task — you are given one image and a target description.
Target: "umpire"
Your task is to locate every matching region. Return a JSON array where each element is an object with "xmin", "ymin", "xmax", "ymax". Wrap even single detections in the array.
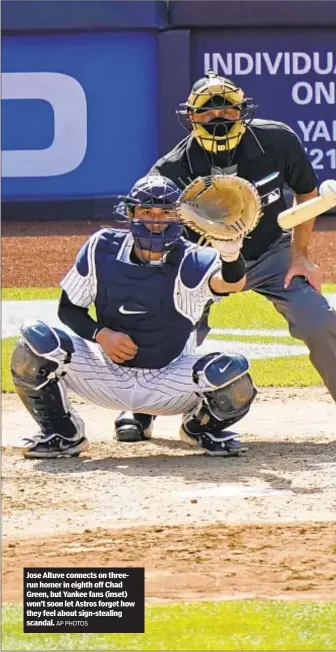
[{"xmin": 115, "ymin": 70, "xmax": 336, "ymax": 443}]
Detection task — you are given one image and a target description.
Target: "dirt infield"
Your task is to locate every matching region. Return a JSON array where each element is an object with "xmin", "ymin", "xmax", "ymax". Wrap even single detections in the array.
[
  {"xmin": 2, "ymin": 388, "xmax": 335, "ymax": 603},
  {"xmin": 2, "ymin": 217, "xmax": 336, "ymax": 286},
  {"xmin": 2, "ymin": 219, "xmax": 336, "ymax": 605},
  {"xmin": 3, "ymin": 523, "xmax": 336, "ymax": 604}
]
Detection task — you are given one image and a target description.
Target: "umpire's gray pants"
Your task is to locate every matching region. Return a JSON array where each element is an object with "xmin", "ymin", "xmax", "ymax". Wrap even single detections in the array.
[{"xmin": 244, "ymin": 235, "xmax": 336, "ymax": 401}]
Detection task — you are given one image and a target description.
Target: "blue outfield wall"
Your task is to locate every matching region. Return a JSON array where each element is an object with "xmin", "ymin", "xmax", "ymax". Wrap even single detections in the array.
[
  {"xmin": 169, "ymin": 0, "xmax": 336, "ymax": 27},
  {"xmin": 1, "ymin": 0, "xmax": 165, "ymax": 214},
  {"xmin": 1, "ymin": 0, "xmax": 167, "ymax": 31},
  {"xmin": 1, "ymin": 0, "xmax": 336, "ymax": 218},
  {"xmin": 2, "ymin": 31, "xmax": 159, "ymax": 200}
]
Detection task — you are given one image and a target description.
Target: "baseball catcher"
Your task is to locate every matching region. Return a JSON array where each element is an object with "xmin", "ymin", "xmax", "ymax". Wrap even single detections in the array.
[{"xmin": 11, "ymin": 174, "xmax": 258, "ymax": 459}]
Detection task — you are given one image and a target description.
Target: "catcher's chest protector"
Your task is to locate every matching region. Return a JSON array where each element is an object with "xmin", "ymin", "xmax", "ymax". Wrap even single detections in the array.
[{"xmin": 94, "ymin": 232, "xmax": 199, "ymax": 369}]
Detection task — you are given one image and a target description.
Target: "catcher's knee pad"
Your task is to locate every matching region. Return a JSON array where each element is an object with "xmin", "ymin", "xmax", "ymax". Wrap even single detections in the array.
[
  {"xmin": 192, "ymin": 352, "xmax": 257, "ymax": 426},
  {"xmin": 11, "ymin": 321, "xmax": 79, "ymax": 437},
  {"xmin": 11, "ymin": 320, "xmax": 74, "ymax": 390}
]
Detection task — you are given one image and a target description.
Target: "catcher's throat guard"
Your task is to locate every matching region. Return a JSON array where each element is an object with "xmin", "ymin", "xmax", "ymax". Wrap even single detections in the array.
[{"xmin": 177, "ymin": 175, "xmax": 263, "ymax": 243}]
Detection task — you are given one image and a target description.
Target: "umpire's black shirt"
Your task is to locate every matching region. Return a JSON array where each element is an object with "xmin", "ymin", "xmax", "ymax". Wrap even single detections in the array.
[{"xmin": 150, "ymin": 119, "xmax": 318, "ymax": 261}]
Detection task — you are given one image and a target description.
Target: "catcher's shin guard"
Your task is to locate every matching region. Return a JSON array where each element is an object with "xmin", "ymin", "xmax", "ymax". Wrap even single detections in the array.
[
  {"xmin": 114, "ymin": 412, "xmax": 154, "ymax": 442},
  {"xmin": 11, "ymin": 321, "xmax": 88, "ymax": 458},
  {"xmin": 180, "ymin": 351, "xmax": 257, "ymax": 456}
]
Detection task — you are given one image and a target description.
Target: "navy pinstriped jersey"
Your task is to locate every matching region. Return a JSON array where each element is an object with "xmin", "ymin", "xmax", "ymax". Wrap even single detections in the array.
[{"xmin": 61, "ymin": 229, "xmax": 222, "ymax": 369}]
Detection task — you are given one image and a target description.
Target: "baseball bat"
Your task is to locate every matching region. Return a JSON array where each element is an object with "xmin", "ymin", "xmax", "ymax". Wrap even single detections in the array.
[{"xmin": 277, "ymin": 179, "xmax": 336, "ymax": 229}]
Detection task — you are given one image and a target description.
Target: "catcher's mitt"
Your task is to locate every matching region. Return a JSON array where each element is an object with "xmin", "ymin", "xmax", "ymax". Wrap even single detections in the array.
[{"xmin": 177, "ymin": 175, "xmax": 263, "ymax": 243}]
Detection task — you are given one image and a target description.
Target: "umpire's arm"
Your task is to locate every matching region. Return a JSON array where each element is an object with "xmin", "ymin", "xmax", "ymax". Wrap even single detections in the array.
[{"xmin": 283, "ymin": 127, "xmax": 319, "ymax": 258}]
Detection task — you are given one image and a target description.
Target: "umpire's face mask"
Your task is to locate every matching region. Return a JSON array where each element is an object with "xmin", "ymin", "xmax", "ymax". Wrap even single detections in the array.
[
  {"xmin": 203, "ymin": 117, "xmax": 229, "ymax": 138},
  {"xmin": 194, "ymin": 106, "xmax": 241, "ymax": 137}
]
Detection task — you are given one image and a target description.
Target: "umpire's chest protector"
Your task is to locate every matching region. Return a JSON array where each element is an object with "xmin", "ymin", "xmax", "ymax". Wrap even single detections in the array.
[{"xmin": 94, "ymin": 232, "xmax": 204, "ymax": 369}]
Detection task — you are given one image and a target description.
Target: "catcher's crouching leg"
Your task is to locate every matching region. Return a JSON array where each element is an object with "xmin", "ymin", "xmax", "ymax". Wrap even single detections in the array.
[
  {"xmin": 11, "ymin": 320, "xmax": 88, "ymax": 459},
  {"xmin": 180, "ymin": 352, "xmax": 257, "ymax": 456}
]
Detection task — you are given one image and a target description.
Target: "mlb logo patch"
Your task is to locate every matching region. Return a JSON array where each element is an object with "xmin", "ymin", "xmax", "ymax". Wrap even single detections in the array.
[{"xmin": 260, "ymin": 187, "xmax": 281, "ymax": 206}]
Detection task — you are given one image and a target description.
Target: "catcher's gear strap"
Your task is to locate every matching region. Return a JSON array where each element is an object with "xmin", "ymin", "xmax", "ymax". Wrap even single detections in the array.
[
  {"xmin": 180, "ymin": 247, "xmax": 219, "ymax": 289},
  {"xmin": 75, "ymin": 228, "xmax": 120, "ymax": 277},
  {"xmin": 11, "ymin": 340, "xmax": 59, "ymax": 391},
  {"xmin": 11, "ymin": 321, "xmax": 79, "ymax": 438},
  {"xmin": 13, "ymin": 380, "xmax": 78, "ymax": 439},
  {"xmin": 220, "ymin": 253, "xmax": 246, "ymax": 283}
]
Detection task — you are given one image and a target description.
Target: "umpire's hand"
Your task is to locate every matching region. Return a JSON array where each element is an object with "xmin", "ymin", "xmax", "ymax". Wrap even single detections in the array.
[{"xmin": 95, "ymin": 327, "xmax": 138, "ymax": 364}]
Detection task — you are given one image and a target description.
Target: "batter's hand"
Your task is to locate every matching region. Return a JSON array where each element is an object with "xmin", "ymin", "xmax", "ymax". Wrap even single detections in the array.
[
  {"xmin": 284, "ymin": 254, "xmax": 322, "ymax": 293},
  {"xmin": 95, "ymin": 328, "xmax": 138, "ymax": 363}
]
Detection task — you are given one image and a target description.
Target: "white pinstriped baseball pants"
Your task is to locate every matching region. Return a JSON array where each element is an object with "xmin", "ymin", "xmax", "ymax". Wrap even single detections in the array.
[{"xmin": 61, "ymin": 336, "xmax": 203, "ymax": 416}]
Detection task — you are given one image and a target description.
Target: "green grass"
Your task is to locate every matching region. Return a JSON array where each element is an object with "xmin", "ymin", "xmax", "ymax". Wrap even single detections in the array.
[
  {"xmin": 209, "ymin": 284, "xmax": 335, "ymax": 330},
  {"xmin": 209, "ymin": 333, "xmax": 296, "ymax": 345},
  {"xmin": 2, "ymin": 338, "xmax": 17, "ymax": 393},
  {"xmin": 2, "ymin": 600, "xmax": 336, "ymax": 651},
  {"xmin": 210, "ymin": 291, "xmax": 287, "ymax": 329},
  {"xmin": 250, "ymin": 355, "xmax": 323, "ymax": 387},
  {"xmin": 2, "ymin": 287, "xmax": 61, "ymax": 301},
  {"xmin": 3, "ymin": 283, "xmax": 335, "ymax": 301}
]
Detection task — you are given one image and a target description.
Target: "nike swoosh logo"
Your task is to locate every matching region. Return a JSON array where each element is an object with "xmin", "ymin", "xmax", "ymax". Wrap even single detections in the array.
[
  {"xmin": 119, "ymin": 305, "xmax": 147, "ymax": 315},
  {"xmin": 219, "ymin": 361, "xmax": 232, "ymax": 374}
]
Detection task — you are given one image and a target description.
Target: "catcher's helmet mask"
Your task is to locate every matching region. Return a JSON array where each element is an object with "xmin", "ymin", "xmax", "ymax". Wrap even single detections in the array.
[
  {"xmin": 177, "ymin": 70, "xmax": 257, "ymax": 162},
  {"xmin": 116, "ymin": 175, "xmax": 184, "ymax": 265}
]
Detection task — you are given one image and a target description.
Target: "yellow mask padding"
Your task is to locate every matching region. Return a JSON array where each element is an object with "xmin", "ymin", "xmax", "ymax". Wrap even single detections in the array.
[{"xmin": 188, "ymin": 79, "xmax": 246, "ymax": 153}]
